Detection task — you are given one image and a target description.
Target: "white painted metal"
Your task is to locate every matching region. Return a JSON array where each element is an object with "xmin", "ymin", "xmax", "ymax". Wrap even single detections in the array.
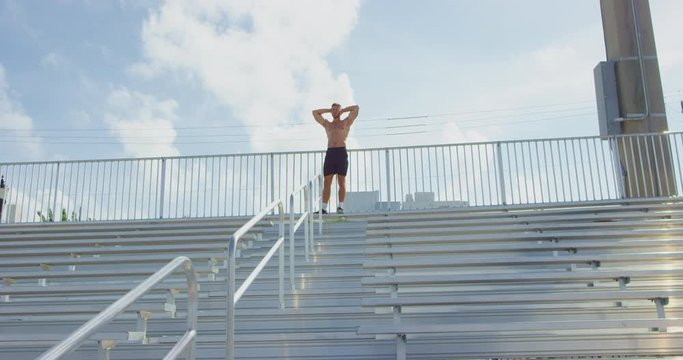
[
  {"xmin": 37, "ymin": 256, "xmax": 198, "ymax": 360},
  {"xmin": 226, "ymin": 173, "xmax": 322, "ymax": 360},
  {"xmin": 288, "ymin": 175, "xmax": 321, "ymax": 289},
  {"xmin": 2, "ymin": 132, "xmax": 683, "ymax": 223}
]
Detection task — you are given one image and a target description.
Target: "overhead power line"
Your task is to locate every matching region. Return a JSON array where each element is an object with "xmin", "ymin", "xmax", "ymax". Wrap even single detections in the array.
[
  {"xmin": 1, "ymin": 90, "xmax": 680, "ymax": 134},
  {"xmin": 1, "ymin": 98, "xmax": 599, "ymax": 133},
  {"xmin": 1, "ymin": 95, "xmax": 681, "ymax": 145},
  {"xmin": 0, "ymin": 112, "xmax": 597, "ymax": 145}
]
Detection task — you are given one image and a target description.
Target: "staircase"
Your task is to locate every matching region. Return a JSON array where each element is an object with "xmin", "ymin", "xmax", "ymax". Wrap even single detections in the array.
[{"xmin": 2, "ymin": 197, "xmax": 683, "ymax": 359}]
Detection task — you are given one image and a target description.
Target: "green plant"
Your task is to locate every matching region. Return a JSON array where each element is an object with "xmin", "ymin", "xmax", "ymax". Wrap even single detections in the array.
[
  {"xmin": 37, "ymin": 207, "xmax": 90, "ymax": 222},
  {"xmin": 36, "ymin": 209, "xmax": 55, "ymax": 222}
]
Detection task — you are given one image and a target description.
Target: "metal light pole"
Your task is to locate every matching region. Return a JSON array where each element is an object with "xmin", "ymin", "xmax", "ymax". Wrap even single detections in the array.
[
  {"xmin": 0, "ymin": 176, "xmax": 6, "ymax": 223},
  {"xmin": 599, "ymin": 0, "xmax": 674, "ymax": 198}
]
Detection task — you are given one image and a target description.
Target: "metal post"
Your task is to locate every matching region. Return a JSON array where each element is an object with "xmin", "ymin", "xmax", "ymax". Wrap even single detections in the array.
[
  {"xmin": 654, "ymin": 297, "xmax": 668, "ymax": 332},
  {"xmin": 158, "ymin": 158, "xmax": 167, "ymax": 219},
  {"xmin": 226, "ymin": 234, "xmax": 237, "ymax": 360},
  {"xmin": 496, "ymin": 143, "xmax": 506, "ymax": 205},
  {"xmin": 318, "ymin": 174, "xmax": 323, "ymax": 235},
  {"xmin": 391, "ymin": 253, "xmax": 405, "ymax": 360},
  {"xmin": 0, "ymin": 176, "xmax": 5, "ymax": 222},
  {"xmin": 397, "ymin": 333, "xmax": 407, "ymax": 360},
  {"xmin": 52, "ymin": 162, "xmax": 61, "ymax": 220},
  {"xmin": 189, "ymin": 158, "xmax": 196, "ymax": 217},
  {"xmin": 98, "ymin": 341, "xmax": 115, "ymax": 360},
  {"xmin": 435, "ymin": 147, "xmax": 441, "ymax": 202},
  {"xmin": 289, "ymin": 194, "xmax": 296, "ymax": 290},
  {"xmin": 655, "ymin": 297, "xmax": 667, "ymax": 319},
  {"xmin": 278, "ymin": 207, "xmax": 285, "ymax": 308},
  {"xmin": 304, "ymin": 186, "xmax": 310, "ymax": 262},
  {"xmin": 385, "ymin": 149, "xmax": 392, "ymax": 210},
  {"xmin": 308, "ymin": 180, "xmax": 314, "ymax": 257},
  {"xmin": 270, "ymin": 154, "xmax": 275, "ymax": 214}
]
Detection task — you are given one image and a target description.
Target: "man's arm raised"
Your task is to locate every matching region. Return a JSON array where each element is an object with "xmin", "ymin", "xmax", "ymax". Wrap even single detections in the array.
[
  {"xmin": 312, "ymin": 108, "xmax": 330, "ymax": 127},
  {"xmin": 342, "ymin": 105, "xmax": 360, "ymax": 126}
]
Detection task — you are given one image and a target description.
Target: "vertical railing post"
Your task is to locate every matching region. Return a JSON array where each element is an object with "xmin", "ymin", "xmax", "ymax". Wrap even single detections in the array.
[
  {"xmin": 307, "ymin": 181, "xmax": 312, "ymax": 256},
  {"xmin": 308, "ymin": 179, "xmax": 315, "ymax": 257},
  {"xmin": 610, "ymin": 136, "xmax": 626, "ymax": 199},
  {"xmin": 318, "ymin": 173, "xmax": 323, "ymax": 235},
  {"xmin": 225, "ymin": 234, "xmax": 237, "ymax": 360},
  {"xmin": 278, "ymin": 203, "xmax": 285, "ymax": 309},
  {"xmin": 304, "ymin": 185, "xmax": 310, "ymax": 262},
  {"xmin": 52, "ymin": 162, "xmax": 61, "ymax": 218},
  {"xmin": 385, "ymin": 149, "xmax": 392, "ymax": 211},
  {"xmin": 158, "ymin": 158, "xmax": 167, "ymax": 219},
  {"xmin": 289, "ymin": 194, "xmax": 296, "ymax": 290},
  {"xmin": 496, "ymin": 142, "xmax": 506, "ymax": 205},
  {"xmin": 270, "ymin": 154, "xmax": 275, "ymax": 214}
]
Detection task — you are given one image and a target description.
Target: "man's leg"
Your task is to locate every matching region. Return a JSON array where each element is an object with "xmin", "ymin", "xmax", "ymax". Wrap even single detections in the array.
[
  {"xmin": 337, "ymin": 175, "xmax": 346, "ymax": 203},
  {"xmin": 337, "ymin": 175, "xmax": 346, "ymax": 213},
  {"xmin": 323, "ymin": 175, "xmax": 334, "ymax": 211}
]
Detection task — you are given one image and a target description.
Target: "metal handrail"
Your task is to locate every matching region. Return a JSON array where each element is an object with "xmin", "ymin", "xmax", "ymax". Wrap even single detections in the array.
[
  {"xmin": 225, "ymin": 173, "xmax": 322, "ymax": 360},
  {"xmin": 226, "ymin": 198, "xmax": 284, "ymax": 360},
  {"xmin": 289, "ymin": 174, "xmax": 322, "ymax": 289},
  {"xmin": 37, "ymin": 256, "xmax": 198, "ymax": 360}
]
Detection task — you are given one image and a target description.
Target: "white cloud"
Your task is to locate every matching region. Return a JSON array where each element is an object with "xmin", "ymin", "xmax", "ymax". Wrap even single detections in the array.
[
  {"xmin": 41, "ymin": 51, "xmax": 69, "ymax": 68},
  {"xmin": 441, "ymin": 24, "xmax": 605, "ymax": 142},
  {"xmin": 496, "ymin": 26, "xmax": 604, "ymax": 110},
  {"xmin": 651, "ymin": 0, "xmax": 683, "ymax": 71},
  {"xmin": 433, "ymin": 121, "xmax": 490, "ymax": 145},
  {"xmin": 104, "ymin": 87, "xmax": 180, "ymax": 158},
  {"xmin": 0, "ymin": 64, "xmax": 44, "ymax": 161},
  {"xmin": 132, "ymin": 0, "xmax": 360, "ymax": 152}
]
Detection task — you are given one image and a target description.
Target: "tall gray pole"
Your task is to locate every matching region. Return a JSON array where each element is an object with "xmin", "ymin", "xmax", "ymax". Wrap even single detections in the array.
[
  {"xmin": 600, "ymin": 0, "xmax": 674, "ymax": 197},
  {"xmin": 0, "ymin": 176, "xmax": 5, "ymax": 223}
]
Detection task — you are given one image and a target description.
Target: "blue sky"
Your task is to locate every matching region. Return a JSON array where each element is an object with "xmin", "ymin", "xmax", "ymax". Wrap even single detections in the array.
[{"xmin": 0, "ymin": 0, "xmax": 681, "ymax": 162}]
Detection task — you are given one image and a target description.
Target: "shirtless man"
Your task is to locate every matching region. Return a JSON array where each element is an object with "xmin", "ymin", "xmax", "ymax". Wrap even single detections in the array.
[{"xmin": 312, "ymin": 103, "xmax": 360, "ymax": 214}]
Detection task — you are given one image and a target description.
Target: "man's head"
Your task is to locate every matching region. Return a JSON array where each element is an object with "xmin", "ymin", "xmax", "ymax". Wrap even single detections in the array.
[{"xmin": 331, "ymin": 103, "xmax": 342, "ymax": 118}]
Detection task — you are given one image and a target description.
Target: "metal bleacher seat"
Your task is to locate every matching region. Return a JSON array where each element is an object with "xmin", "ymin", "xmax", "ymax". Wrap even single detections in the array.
[
  {"xmin": 0, "ymin": 217, "xmax": 271, "ymax": 359},
  {"xmin": 2, "ymin": 197, "xmax": 683, "ymax": 359},
  {"xmin": 359, "ymin": 198, "xmax": 683, "ymax": 359}
]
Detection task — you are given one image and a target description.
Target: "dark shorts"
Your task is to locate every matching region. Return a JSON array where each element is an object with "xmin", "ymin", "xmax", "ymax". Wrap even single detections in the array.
[{"xmin": 323, "ymin": 147, "xmax": 348, "ymax": 176}]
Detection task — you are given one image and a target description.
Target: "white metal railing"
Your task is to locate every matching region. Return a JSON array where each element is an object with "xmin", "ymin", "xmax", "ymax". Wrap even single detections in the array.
[
  {"xmin": 2, "ymin": 132, "xmax": 682, "ymax": 223},
  {"xmin": 289, "ymin": 174, "xmax": 323, "ymax": 288},
  {"xmin": 37, "ymin": 256, "xmax": 198, "ymax": 360},
  {"xmin": 225, "ymin": 174, "xmax": 322, "ymax": 360}
]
